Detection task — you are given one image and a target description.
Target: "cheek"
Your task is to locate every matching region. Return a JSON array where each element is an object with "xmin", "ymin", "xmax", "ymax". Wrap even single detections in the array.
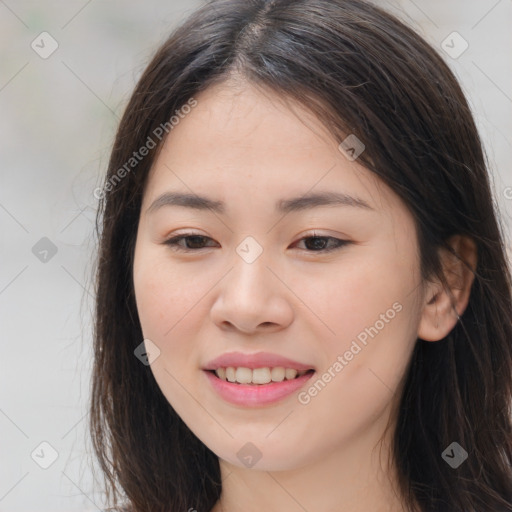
[
  {"xmin": 134, "ymin": 261, "xmax": 169, "ymax": 336},
  {"xmin": 133, "ymin": 250, "xmax": 189, "ymax": 345},
  {"xmin": 298, "ymin": 253, "xmax": 405, "ymax": 344},
  {"xmin": 305, "ymin": 249, "xmax": 419, "ymax": 389},
  {"xmin": 133, "ymin": 249, "xmax": 219, "ymax": 374}
]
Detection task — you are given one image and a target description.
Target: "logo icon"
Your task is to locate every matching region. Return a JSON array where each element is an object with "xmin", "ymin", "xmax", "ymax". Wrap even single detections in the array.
[
  {"xmin": 441, "ymin": 32, "xmax": 469, "ymax": 59},
  {"xmin": 441, "ymin": 441, "xmax": 468, "ymax": 469},
  {"xmin": 236, "ymin": 236, "xmax": 263, "ymax": 264},
  {"xmin": 134, "ymin": 339, "xmax": 161, "ymax": 365},
  {"xmin": 32, "ymin": 237, "xmax": 58, "ymax": 263},
  {"xmin": 338, "ymin": 134, "xmax": 365, "ymax": 161},
  {"xmin": 31, "ymin": 441, "xmax": 59, "ymax": 469},
  {"xmin": 31, "ymin": 32, "xmax": 59, "ymax": 59},
  {"xmin": 236, "ymin": 442, "xmax": 262, "ymax": 468}
]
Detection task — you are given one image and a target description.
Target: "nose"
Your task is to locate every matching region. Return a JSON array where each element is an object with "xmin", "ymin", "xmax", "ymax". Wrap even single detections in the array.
[{"xmin": 210, "ymin": 252, "xmax": 294, "ymax": 335}]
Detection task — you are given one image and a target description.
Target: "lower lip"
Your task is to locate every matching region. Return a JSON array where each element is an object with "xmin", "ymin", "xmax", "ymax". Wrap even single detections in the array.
[{"xmin": 203, "ymin": 370, "xmax": 315, "ymax": 407}]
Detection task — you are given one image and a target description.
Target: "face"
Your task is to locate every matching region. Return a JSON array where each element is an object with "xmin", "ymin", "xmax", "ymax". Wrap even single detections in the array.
[{"xmin": 132, "ymin": 79, "xmax": 426, "ymax": 472}]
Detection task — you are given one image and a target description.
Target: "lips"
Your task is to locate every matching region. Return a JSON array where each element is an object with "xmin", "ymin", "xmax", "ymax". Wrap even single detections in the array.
[
  {"xmin": 203, "ymin": 367, "xmax": 315, "ymax": 407},
  {"xmin": 202, "ymin": 351, "xmax": 315, "ymax": 371},
  {"xmin": 202, "ymin": 351, "xmax": 316, "ymax": 406}
]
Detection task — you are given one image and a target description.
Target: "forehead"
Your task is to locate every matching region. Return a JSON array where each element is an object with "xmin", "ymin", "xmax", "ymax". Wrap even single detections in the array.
[{"xmin": 142, "ymin": 81, "xmax": 400, "ymax": 219}]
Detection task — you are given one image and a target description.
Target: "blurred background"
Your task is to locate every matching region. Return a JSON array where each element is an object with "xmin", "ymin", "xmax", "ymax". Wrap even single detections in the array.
[{"xmin": 0, "ymin": 1, "xmax": 511, "ymax": 510}]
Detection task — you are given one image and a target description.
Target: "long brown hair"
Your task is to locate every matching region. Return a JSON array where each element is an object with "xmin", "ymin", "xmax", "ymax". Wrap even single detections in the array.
[{"xmin": 89, "ymin": 1, "xmax": 512, "ymax": 510}]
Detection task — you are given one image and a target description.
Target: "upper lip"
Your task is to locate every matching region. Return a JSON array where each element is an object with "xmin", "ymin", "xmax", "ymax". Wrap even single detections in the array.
[{"xmin": 202, "ymin": 351, "xmax": 315, "ymax": 371}]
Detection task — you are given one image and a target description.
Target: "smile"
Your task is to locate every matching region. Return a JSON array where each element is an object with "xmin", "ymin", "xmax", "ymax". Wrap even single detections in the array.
[
  {"xmin": 203, "ymin": 368, "xmax": 315, "ymax": 407},
  {"xmin": 213, "ymin": 366, "xmax": 311, "ymax": 384}
]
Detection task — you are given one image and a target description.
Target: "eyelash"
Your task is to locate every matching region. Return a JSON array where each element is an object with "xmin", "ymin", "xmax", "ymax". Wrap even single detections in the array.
[{"xmin": 163, "ymin": 232, "xmax": 350, "ymax": 254}]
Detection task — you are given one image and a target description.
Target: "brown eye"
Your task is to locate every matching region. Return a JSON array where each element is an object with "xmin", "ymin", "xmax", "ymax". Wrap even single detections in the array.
[
  {"xmin": 164, "ymin": 234, "xmax": 218, "ymax": 252},
  {"xmin": 163, "ymin": 233, "xmax": 349, "ymax": 254},
  {"xmin": 294, "ymin": 236, "xmax": 349, "ymax": 253}
]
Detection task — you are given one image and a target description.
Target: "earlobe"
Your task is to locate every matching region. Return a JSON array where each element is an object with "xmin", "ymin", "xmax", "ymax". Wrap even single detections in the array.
[{"xmin": 417, "ymin": 235, "xmax": 477, "ymax": 342}]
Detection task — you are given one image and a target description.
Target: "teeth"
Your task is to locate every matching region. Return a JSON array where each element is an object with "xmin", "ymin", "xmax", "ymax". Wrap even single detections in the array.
[
  {"xmin": 235, "ymin": 367, "xmax": 253, "ymax": 384},
  {"xmin": 225, "ymin": 367, "xmax": 236, "ymax": 382},
  {"xmin": 252, "ymin": 367, "xmax": 271, "ymax": 384},
  {"xmin": 214, "ymin": 366, "xmax": 310, "ymax": 384},
  {"xmin": 271, "ymin": 367, "xmax": 285, "ymax": 382},
  {"xmin": 285, "ymin": 368, "xmax": 298, "ymax": 380}
]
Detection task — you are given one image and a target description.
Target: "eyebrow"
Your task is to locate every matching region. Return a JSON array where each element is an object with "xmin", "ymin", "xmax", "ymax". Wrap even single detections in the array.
[{"xmin": 146, "ymin": 190, "xmax": 374, "ymax": 216}]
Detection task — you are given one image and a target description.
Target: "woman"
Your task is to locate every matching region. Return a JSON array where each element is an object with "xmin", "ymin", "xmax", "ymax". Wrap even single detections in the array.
[{"xmin": 89, "ymin": 1, "xmax": 512, "ymax": 511}]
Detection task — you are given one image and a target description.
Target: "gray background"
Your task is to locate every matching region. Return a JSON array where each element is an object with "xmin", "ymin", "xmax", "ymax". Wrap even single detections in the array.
[{"xmin": 1, "ymin": 1, "xmax": 511, "ymax": 510}]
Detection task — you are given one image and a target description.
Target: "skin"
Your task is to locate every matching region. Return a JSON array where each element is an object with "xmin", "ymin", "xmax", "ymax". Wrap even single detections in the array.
[{"xmin": 132, "ymin": 76, "xmax": 476, "ymax": 512}]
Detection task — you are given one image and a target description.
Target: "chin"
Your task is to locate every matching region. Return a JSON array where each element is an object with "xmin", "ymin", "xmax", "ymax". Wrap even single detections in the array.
[{"xmin": 204, "ymin": 435, "xmax": 310, "ymax": 472}]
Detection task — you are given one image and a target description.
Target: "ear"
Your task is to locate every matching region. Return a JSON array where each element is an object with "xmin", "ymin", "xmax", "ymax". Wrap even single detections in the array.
[{"xmin": 417, "ymin": 235, "xmax": 478, "ymax": 342}]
